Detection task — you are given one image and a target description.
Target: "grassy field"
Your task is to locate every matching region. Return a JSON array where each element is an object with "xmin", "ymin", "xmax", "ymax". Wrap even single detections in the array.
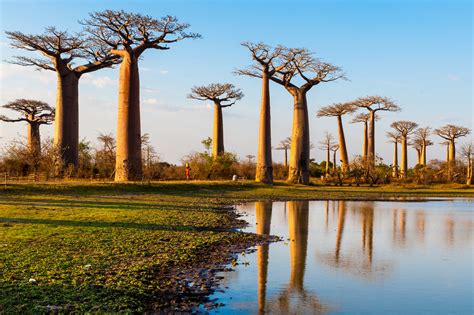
[{"xmin": 1, "ymin": 180, "xmax": 473, "ymax": 312}]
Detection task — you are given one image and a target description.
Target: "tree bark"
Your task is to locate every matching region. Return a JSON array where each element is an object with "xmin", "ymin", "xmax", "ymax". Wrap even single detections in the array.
[
  {"xmin": 284, "ymin": 148, "xmax": 288, "ymax": 169},
  {"xmin": 421, "ymin": 140, "xmax": 427, "ymax": 166},
  {"xmin": 467, "ymin": 157, "xmax": 473, "ymax": 185},
  {"xmin": 367, "ymin": 111, "xmax": 376, "ymax": 167},
  {"xmin": 115, "ymin": 53, "xmax": 143, "ymax": 181},
  {"xmin": 212, "ymin": 102, "xmax": 224, "ymax": 159},
  {"xmin": 392, "ymin": 141, "xmax": 399, "ymax": 178},
  {"xmin": 54, "ymin": 72, "xmax": 79, "ymax": 168},
  {"xmin": 288, "ymin": 90, "xmax": 310, "ymax": 184},
  {"xmin": 416, "ymin": 148, "xmax": 421, "ymax": 165},
  {"xmin": 255, "ymin": 73, "xmax": 273, "ymax": 183},
  {"xmin": 333, "ymin": 150, "xmax": 337, "ymax": 174},
  {"xmin": 337, "ymin": 115, "xmax": 349, "ymax": 172},
  {"xmin": 326, "ymin": 148, "xmax": 330, "ymax": 175},
  {"xmin": 449, "ymin": 139, "xmax": 456, "ymax": 161},
  {"xmin": 362, "ymin": 121, "xmax": 368, "ymax": 160},
  {"xmin": 27, "ymin": 122, "xmax": 41, "ymax": 158},
  {"xmin": 400, "ymin": 135, "xmax": 408, "ymax": 178}
]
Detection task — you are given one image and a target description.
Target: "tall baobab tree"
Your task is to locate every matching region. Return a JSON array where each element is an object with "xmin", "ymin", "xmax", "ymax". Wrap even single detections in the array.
[
  {"xmin": 317, "ymin": 102, "xmax": 356, "ymax": 172},
  {"xmin": 6, "ymin": 27, "xmax": 117, "ymax": 168},
  {"xmin": 0, "ymin": 99, "xmax": 55, "ymax": 159},
  {"xmin": 276, "ymin": 137, "xmax": 292, "ymax": 169},
  {"xmin": 351, "ymin": 113, "xmax": 378, "ymax": 160},
  {"xmin": 351, "ymin": 96, "xmax": 401, "ymax": 167},
  {"xmin": 236, "ymin": 42, "xmax": 289, "ymax": 184},
  {"xmin": 270, "ymin": 48, "xmax": 345, "ymax": 184},
  {"xmin": 319, "ymin": 132, "xmax": 335, "ymax": 176},
  {"xmin": 188, "ymin": 83, "xmax": 243, "ymax": 159},
  {"xmin": 410, "ymin": 138, "xmax": 424, "ymax": 165},
  {"xmin": 414, "ymin": 127, "xmax": 432, "ymax": 166},
  {"xmin": 460, "ymin": 142, "xmax": 473, "ymax": 185},
  {"xmin": 82, "ymin": 10, "xmax": 200, "ymax": 181},
  {"xmin": 386, "ymin": 131, "xmax": 400, "ymax": 178},
  {"xmin": 331, "ymin": 144, "xmax": 339, "ymax": 174},
  {"xmin": 434, "ymin": 124, "xmax": 471, "ymax": 162},
  {"xmin": 391, "ymin": 121, "xmax": 418, "ymax": 178}
]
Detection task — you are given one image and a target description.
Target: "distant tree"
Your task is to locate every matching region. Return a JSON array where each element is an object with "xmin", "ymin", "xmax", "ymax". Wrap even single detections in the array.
[
  {"xmin": 460, "ymin": 142, "xmax": 473, "ymax": 185},
  {"xmin": 351, "ymin": 96, "xmax": 401, "ymax": 167},
  {"xmin": 413, "ymin": 127, "xmax": 432, "ymax": 166},
  {"xmin": 317, "ymin": 102, "xmax": 357, "ymax": 172},
  {"xmin": 434, "ymin": 125, "xmax": 471, "ymax": 162},
  {"xmin": 276, "ymin": 137, "xmax": 292, "ymax": 169},
  {"xmin": 246, "ymin": 154, "xmax": 256, "ymax": 164},
  {"xmin": 96, "ymin": 132, "xmax": 116, "ymax": 178},
  {"xmin": 386, "ymin": 131, "xmax": 400, "ymax": 178},
  {"xmin": 6, "ymin": 27, "xmax": 117, "ymax": 168},
  {"xmin": 188, "ymin": 83, "xmax": 243, "ymax": 159},
  {"xmin": 331, "ymin": 144, "xmax": 339, "ymax": 174},
  {"xmin": 237, "ymin": 42, "xmax": 290, "ymax": 184},
  {"xmin": 351, "ymin": 113, "xmax": 378, "ymax": 160},
  {"xmin": 270, "ymin": 48, "xmax": 345, "ymax": 184},
  {"xmin": 319, "ymin": 132, "xmax": 335, "ymax": 176},
  {"xmin": 390, "ymin": 121, "xmax": 418, "ymax": 178},
  {"xmin": 82, "ymin": 10, "xmax": 200, "ymax": 181},
  {"xmin": 201, "ymin": 137, "xmax": 212, "ymax": 154},
  {"xmin": 0, "ymin": 99, "xmax": 54, "ymax": 161}
]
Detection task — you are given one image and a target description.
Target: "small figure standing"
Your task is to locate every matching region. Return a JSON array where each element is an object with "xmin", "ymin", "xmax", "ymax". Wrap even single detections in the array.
[{"xmin": 185, "ymin": 163, "xmax": 191, "ymax": 180}]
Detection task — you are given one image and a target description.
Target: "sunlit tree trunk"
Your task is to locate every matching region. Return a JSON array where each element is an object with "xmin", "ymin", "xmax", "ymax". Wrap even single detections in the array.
[
  {"xmin": 400, "ymin": 135, "xmax": 408, "ymax": 178},
  {"xmin": 449, "ymin": 139, "xmax": 456, "ymax": 161},
  {"xmin": 115, "ymin": 53, "xmax": 143, "ymax": 181},
  {"xmin": 27, "ymin": 122, "xmax": 41, "ymax": 158},
  {"xmin": 421, "ymin": 140, "xmax": 427, "ymax": 165},
  {"xmin": 337, "ymin": 115, "xmax": 349, "ymax": 172},
  {"xmin": 467, "ymin": 157, "xmax": 473, "ymax": 185},
  {"xmin": 256, "ymin": 73, "xmax": 273, "ymax": 183},
  {"xmin": 288, "ymin": 90, "xmax": 310, "ymax": 184},
  {"xmin": 332, "ymin": 149, "xmax": 337, "ymax": 174},
  {"xmin": 392, "ymin": 141, "xmax": 399, "ymax": 178},
  {"xmin": 212, "ymin": 102, "xmax": 224, "ymax": 160},
  {"xmin": 362, "ymin": 121, "xmax": 368, "ymax": 159},
  {"xmin": 54, "ymin": 72, "xmax": 79, "ymax": 168},
  {"xmin": 326, "ymin": 147, "xmax": 330, "ymax": 175},
  {"xmin": 368, "ymin": 111, "xmax": 376, "ymax": 167},
  {"xmin": 288, "ymin": 201, "xmax": 309, "ymax": 291},
  {"xmin": 255, "ymin": 201, "xmax": 272, "ymax": 314},
  {"xmin": 415, "ymin": 148, "xmax": 422, "ymax": 165}
]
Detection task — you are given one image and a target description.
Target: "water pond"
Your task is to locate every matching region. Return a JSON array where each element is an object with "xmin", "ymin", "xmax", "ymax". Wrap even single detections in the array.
[{"xmin": 209, "ymin": 199, "xmax": 473, "ymax": 314}]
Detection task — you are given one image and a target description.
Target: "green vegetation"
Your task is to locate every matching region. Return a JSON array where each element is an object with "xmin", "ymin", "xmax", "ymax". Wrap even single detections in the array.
[{"xmin": 1, "ymin": 181, "xmax": 473, "ymax": 312}]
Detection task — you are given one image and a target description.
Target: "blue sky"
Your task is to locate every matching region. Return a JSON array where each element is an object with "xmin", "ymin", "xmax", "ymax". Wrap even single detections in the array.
[{"xmin": 0, "ymin": 0, "xmax": 472, "ymax": 165}]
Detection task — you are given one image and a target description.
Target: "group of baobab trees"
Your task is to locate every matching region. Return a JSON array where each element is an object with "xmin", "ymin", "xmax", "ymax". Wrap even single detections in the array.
[{"xmin": 1, "ymin": 10, "xmax": 472, "ymax": 184}]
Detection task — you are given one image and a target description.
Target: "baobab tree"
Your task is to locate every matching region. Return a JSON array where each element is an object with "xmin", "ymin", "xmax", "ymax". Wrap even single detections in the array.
[
  {"xmin": 276, "ymin": 137, "xmax": 292, "ymax": 169},
  {"xmin": 236, "ymin": 42, "xmax": 289, "ymax": 184},
  {"xmin": 434, "ymin": 124, "xmax": 471, "ymax": 162},
  {"xmin": 319, "ymin": 132, "xmax": 335, "ymax": 176},
  {"xmin": 351, "ymin": 113, "xmax": 378, "ymax": 160},
  {"xmin": 413, "ymin": 127, "xmax": 432, "ymax": 166},
  {"xmin": 351, "ymin": 96, "xmax": 400, "ymax": 167},
  {"xmin": 390, "ymin": 121, "xmax": 418, "ymax": 178},
  {"xmin": 270, "ymin": 48, "xmax": 345, "ymax": 184},
  {"xmin": 188, "ymin": 83, "xmax": 243, "ymax": 159},
  {"xmin": 386, "ymin": 131, "xmax": 400, "ymax": 178},
  {"xmin": 0, "ymin": 99, "xmax": 55, "ymax": 159},
  {"xmin": 82, "ymin": 10, "xmax": 200, "ymax": 181},
  {"xmin": 317, "ymin": 102, "xmax": 356, "ymax": 172},
  {"xmin": 460, "ymin": 142, "xmax": 473, "ymax": 185},
  {"xmin": 6, "ymin": 27, "xmax": 117, "ymax": 168},
  {"xmin": 410, "ymin": 138, "xmax": 424, "ymax": 165},
  {"xmin": 331, "ymin": 144, "xmax": 339, "ymax": 174}
]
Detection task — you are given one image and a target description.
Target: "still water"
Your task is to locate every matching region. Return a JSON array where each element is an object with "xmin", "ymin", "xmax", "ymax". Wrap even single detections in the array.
[{"xmin": 209, "ymin": 200, "xmax": 473, "ymax": 314}]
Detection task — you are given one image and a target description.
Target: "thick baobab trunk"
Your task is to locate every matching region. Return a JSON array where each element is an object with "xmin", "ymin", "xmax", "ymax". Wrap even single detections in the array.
[
  {"xmin": 288, "ymin": 91, "xmax": 310, "ymax": 184},
  {"xmin": 449, "ymin": 139, "xmax": 456, "ymax": 161},
  {"xmin": 27, "ymin": 122, "xmax": 41, "ymax": 158},
  {"xmin": 415, "ymin": 148, "xmax": 422, "ymax": 165},
  {"xmin": 421, "ymin": 140, "xmax": 427, "ymax": 166},
  {"xmin": 283, "ymin": 148, "xmax": 288, "ymax": 169},
  {"xmin": 362, "ymin": 121, "xmax": 368, "ymax": 159},
  {"xmin": 400, "ymin": 135, "xmax": 408, "ymax": 178},
  {"xmin": 467, "ymin": 157, "xmax": 473, "ymax": 185},
  {"xmin": 212, "ymin": 102, "xmax": 224, "ymax": 159},
  {"xmin": 54, "ymin": 72, "xmax": 79, "ymax": 168},
  {"xmin": 392, "ymin": 141, "xmax": 399, "ymax": 178},
  {"xmin": 337, "ymin": 115, "xmax": 349, "ymax": 172},
  {"xmin": 367, "ymin": 111, "xmax": 376, "ymax": 166},
  {"xmin": 255, "ymin": 73, "xmax": 273, "ymax": 183},
  {"xmin": 115, "ymin": 54, "xmax": 143, "ymax": 181},
  {"xmin": 255, "ymin": 201, "xmax": 272, "ymax": 314},
  {"xmin": 288, "ymin": 201, "xmax": 309, "ymax": 291}
]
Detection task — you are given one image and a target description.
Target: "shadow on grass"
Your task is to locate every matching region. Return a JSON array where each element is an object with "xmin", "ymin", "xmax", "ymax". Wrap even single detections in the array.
[{"xmin": 0, "ymin": 217, "xmax": 234, "ymax": 232}]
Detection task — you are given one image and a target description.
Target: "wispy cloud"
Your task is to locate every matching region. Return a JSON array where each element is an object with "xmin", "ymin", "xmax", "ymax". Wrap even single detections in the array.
[
  {"xmin": 142, "ymin": 86, "xmax": 160, "ymax": 93},
  {"xmin": 160, "ymin": 70, "xmax": 169, "ymax": 75},
  {"xmin": 91, "ymin": 76, "xmax": 114, "ymax": 88},
  {"xmin": 447, "ymin": 74, "xmax": 461, "ymax": 81}
]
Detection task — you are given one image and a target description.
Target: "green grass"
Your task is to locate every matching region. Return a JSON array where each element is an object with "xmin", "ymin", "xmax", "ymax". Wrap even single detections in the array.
[{"xmin": 1, "ymin": 180, "xmax": 473, "ymax": 312}]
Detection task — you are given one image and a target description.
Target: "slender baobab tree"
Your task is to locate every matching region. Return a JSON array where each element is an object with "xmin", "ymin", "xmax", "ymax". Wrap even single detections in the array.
[
  {"xmin": 6, "ymin": 27, "xmax": 117, "ymax": 168},
  {"xmin": 82, "ymin": 10, "xmax": 200, "ymax": 181},
  {"xmin": 317, "ymin": 102, "xmax": 356, "ymax": 172},
  {"xmin": 276, "ymin": 137, "xmax": 292, "ymax": 169},
  {"xmin": 351, "ymin": 96, "xmax": 400, "ymax": 167},
  {"xmin": 0, "ymin": 99, "xmax": 55, "ymax": 158},
  {"xmin": 386, "ymin": 131, "xmax": 400, "ymax": 178},
  {"xmin": 270, "ymin": 48, "xmax": 345, "ymax": 184},
  {"xmin": 413, "ymin": 127, "xmax": 432, "ymax": 166},
  {"xmin": 331, "ymin": 144, "xmax": 339, "ymax": 174},
  {"xmin": 410, "ymin": 138, "xmax": 424, "ymax": 165},
  {"xmin": 351, "ymin": 113, "xmax": 379, "ymax": 160},
  {"xmin": 434, "ymin": 125, "xmax": 471, "ymax": 162},
  {"xmin": 319, "ymin": 132, "xmax": 335, "ymax": 176},
  {"xmin": 188, "ymin": 83, "xmax": 243, "ymax": 159},
  {"xmin": 460, "ymin": 142, "xmax": 473, "ymax": 185},
  {"xmin": 391, "ymin": 121, "xmax": 418, "ymax": 178},
  {"xmin": 236, "ymin": 42, "xmax": 289, "ymax": 184}
]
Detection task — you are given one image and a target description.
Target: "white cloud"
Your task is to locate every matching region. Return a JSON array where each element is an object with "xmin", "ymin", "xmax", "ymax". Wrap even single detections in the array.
[
  {"xmin": 447, "ymin": 74, "xmax": 461, "ymax": 81},
  {"xmin": 0, "ymin": 63, "xmax": 55, "ymax": 85},
  {"xmin": 142, "ymin": 86, "xmax": 160, "ymax": 93},
  {"xmin": 91, "ymin": 76, "xmax": 114, "ymax": 88},
  {"xmin": 160, "ymin": 70, "xmax": 169, "ymax": 75},
  {"xmin": 143, "ymin": 98, "xmax": 159, "ymax": 105}
]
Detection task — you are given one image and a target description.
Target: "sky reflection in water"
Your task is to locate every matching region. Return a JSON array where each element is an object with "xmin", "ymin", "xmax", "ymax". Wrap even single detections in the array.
[{"xmin": 210, "ymin": 200, "xmax": 473, "ymax": 314}]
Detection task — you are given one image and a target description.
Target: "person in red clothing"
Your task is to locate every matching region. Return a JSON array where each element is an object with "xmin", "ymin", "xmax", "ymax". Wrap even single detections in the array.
[{"xmin": 185, "ymin": 163, "xmax": 191, "ymax": 180}]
